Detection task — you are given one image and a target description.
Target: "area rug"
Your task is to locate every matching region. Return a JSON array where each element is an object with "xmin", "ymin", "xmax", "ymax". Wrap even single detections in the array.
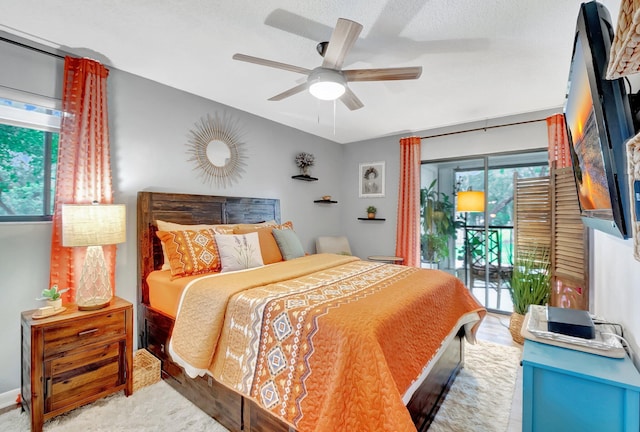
[
  {"xmin": 0, "ymin": 340, "xmax": 520, "ymax": 431},
  {"xmin": 0, "ymin": 380, "xmax": 227, "ymax": 432},
  {"xmin": 430, "ymin": 340, "xmax": 522, "ymax": 432}
]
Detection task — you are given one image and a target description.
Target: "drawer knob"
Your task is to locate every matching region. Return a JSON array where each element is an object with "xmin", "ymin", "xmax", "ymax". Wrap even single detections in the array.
[{"xmin": 78, "ymin": 328, "xmax": 99, "ymax": 336}]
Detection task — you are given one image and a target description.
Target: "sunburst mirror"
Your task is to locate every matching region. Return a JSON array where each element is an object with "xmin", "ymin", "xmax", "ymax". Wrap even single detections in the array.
[{"xmin": 186, "ymin": 113, "xmax": 247, "ymax": 188}]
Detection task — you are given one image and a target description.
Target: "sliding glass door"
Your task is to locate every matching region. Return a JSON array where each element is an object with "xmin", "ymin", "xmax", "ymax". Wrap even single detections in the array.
[{"xmin": 421, "ymin": 150, "xmax": 548, "ymax": 313}]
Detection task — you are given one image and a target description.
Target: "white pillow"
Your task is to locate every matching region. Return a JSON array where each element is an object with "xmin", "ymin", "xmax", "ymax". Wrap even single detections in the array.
[{"xmin": 214, "ymin": 232, "xmax": 264, "ymax": 272}]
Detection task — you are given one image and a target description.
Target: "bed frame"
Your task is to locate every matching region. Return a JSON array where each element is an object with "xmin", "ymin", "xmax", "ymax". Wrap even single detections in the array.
[{"xmin": 137, "ymin": 191, "xmax": 464, "ymax": 432}]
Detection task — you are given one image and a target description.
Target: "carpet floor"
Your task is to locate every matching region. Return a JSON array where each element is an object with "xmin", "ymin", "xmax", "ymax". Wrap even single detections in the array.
[
  {"xmin": 1, "ymin": 340, "xmax": 521, "ymax": 431},
  {"xmin": 430, "ymin": 340, "xmax": 522, "ymax": 432}
]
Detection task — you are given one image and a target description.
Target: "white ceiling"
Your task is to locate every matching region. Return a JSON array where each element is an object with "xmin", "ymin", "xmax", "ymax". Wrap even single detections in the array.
[{"xmin": 0, "ymin": 0, "xmax": 622, "ymax": 144}]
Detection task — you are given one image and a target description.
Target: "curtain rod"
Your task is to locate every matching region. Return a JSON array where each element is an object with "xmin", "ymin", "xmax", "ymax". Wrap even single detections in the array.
[
  {"xmin": 0, "ymin": 35, "xmax": 65, "ymax": 60},
  {"xmin": 421, "ymin": 118, "xmax": 548, "ymax": 140}
]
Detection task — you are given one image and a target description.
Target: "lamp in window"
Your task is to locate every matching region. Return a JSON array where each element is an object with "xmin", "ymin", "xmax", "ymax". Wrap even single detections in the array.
[
  {"xmin": 456, "ymin": 190, "xmax": 484, "ymax": 287},
  {"xmin": 456, "ymin": 190, "xmax": 485, "ymax": 213},
  {"xmin": 62, "ymin": 203, "xmax": 126, "ymax": 310}
]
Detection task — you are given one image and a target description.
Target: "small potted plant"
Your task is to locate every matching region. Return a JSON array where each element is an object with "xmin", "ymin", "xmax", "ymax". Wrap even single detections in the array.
[
  {"xmin": 37, "ymin": 285, "xmax": 69, "ymax": 310},
  {"xmin": 367, "ymin": 205, "xmax": 377, "ymax": 219},
  {"xmin": 295, "ymin": 152, "xmax": 315, "ymax": 176}
]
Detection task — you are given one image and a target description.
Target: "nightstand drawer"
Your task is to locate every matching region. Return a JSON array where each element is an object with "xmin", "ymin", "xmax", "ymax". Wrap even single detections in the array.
[
  {"xmin": 50, "ymin": 340, "xmax": 121, "ymax": 376},
  {"xmin": 43, "ymin": 310, "xmax": 126, "ymax": 356},
  {"xmin": 46, "ymin": 341, "xmax": 123, "ymax": 413}
]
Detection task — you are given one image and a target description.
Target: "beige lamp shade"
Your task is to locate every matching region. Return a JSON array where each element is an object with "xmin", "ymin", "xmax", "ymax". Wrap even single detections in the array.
[
  {"xmin": 456, "ymin": 191, "xmax": 485, "ymax": 212},
  {"xmin": 62, "ymin": 204, "xmax": 126, "ymax": 247},
  {"xmin": 61, "ymin": 203, "xmax": 126, "ymax": 310}
]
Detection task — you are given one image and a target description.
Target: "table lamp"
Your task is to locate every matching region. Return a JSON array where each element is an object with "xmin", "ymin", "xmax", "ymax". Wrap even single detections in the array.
[
  {"xmin": 62, "ymin": 202, "xmax": 126, "ymax": 310},
  {"xmin": 456, "ymin": 190, "xmax": 485, "ymax": 286},
  {"xmin": 456, "ymin": 190, "xmax": 485, "ymax": 212}
]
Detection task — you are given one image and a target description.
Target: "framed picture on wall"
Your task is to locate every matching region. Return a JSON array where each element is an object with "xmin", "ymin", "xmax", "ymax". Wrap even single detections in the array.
[{"xmin": 359, "ymin": 161, "xmax": 385, "ymax": 198}]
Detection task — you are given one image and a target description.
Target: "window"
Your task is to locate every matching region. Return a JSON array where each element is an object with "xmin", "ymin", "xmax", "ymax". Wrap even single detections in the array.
[{"xmin": 0, "ymin": 97, "xmax": 61, "ymax": 221}]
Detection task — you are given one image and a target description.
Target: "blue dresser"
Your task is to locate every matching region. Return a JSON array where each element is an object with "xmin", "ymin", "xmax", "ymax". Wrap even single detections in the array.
[{"xmin": 522, "ymin": 340, "xmax": 640, "ymax": 432}]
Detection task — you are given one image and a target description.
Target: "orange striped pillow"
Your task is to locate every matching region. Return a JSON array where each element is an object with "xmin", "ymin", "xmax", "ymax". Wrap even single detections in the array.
[{"xmin": 156, "ymin": 229, "xmax": 221, "ymax": 279}]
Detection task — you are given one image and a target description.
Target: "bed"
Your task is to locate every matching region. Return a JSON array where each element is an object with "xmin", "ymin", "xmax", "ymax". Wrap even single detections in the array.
[{"xmin": 137, "ymin": 191, "xmax": 485, "ymax": 432}]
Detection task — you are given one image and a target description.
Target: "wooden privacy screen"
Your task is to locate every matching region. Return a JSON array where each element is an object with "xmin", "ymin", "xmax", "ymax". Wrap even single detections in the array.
[
  {"xmin": 550, "ymin": 166, "xmax": 589, "ymax": 309},
  {"xmin": 513, "ymin": 174, "xmax": 552, "ymax": 255},
  {"xmin": 513, "ymin": 170, "xmax": 589, "ymax": 310}
]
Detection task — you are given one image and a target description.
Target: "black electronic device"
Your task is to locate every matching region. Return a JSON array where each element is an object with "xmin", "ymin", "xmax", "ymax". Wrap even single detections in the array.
[
  {"xmin": 564, "ymin": 2, "xmax": 636, "ymax": 238},
  {"xmin": 547, "ymin": 306, "xmax": 596, "ymax": 339}
]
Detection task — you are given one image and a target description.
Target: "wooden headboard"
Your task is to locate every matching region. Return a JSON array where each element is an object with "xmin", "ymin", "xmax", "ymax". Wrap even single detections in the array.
[{"xmin": 137, "ymin": 191, "xmax": 280, "ymax": 306}]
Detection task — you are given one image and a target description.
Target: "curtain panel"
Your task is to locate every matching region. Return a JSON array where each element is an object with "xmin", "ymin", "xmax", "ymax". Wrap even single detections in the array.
[
  {"xmin": 49, "ymin": 57, "xmax": 114, "ymax": 303},
  {"xmin": 395, "ymin": 136, "xmax": 421, "ymax": 267},
  {"xmin": 547, "ymin": 113, "xmax": 570, "ymax": 169}
]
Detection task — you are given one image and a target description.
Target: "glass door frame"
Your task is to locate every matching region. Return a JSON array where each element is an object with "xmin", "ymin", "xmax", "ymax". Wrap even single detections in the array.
[{"xmin": 421, "ymin": 148, "xmax": 548, "ymax": 314}]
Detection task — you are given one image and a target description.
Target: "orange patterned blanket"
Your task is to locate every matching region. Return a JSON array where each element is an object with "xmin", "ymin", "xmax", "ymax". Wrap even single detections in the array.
[{"xmin": 169, "ymin": 254, "xmax": 485, "ymax": 432}]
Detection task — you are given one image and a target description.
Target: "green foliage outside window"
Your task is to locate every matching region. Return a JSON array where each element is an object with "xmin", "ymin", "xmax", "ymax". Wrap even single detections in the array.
[{"xmin": 0, "ymin": 123, "xmax": 58, "ymax": 217}]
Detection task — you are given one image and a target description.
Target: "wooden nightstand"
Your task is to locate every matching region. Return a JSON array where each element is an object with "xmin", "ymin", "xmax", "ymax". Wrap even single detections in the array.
[{"xmin": 21, "ymin": 297, "xmax": 133, "ymax": 432}]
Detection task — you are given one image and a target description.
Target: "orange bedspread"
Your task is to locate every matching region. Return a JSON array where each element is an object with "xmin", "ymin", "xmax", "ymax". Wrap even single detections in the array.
[{"xmin": 169, "ymin": 254, "xmax": 485, "ymax": 432}]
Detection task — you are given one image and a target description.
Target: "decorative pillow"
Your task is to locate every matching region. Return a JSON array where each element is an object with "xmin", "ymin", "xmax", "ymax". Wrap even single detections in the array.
[
  {"xmin": 156, "ymin": 220, "xmax": 236, "ymax": 233},
  {"xmin": 156, "ymin": 229, "xmax": 221, "ymax": 279},
  {"xmin": 272, "ymin": 228, "xmax": 305, "ymax": 261},
  {"xmin": 215, "ymin": 232, "xmax": 264, "ymax": 272},
  {"xmin": 234, "ymin": 220, "xmax": 278, "ymax": 230},
  {"xmin": 233, "ymin": 226, "xmax": 283, "ymax": 264},
  {"xmin": 156, "ymin": 220, "xmax": 235, "ymax": 270}
]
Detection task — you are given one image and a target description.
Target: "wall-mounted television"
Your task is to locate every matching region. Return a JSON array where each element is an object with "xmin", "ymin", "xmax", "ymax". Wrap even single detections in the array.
[{"xmin": 564, "ymin": 1, "xmax": 636, "ymax": 239}]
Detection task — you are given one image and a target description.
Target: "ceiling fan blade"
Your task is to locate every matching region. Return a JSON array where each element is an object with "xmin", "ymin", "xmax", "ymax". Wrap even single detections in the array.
[
  {"xmin": 233, "ymin": 53, "xmax": 311, "ymax": 75},
  {"xmin": 265, "ymin": 9, "xmax": 332, "ymax": 44},
  {"xmin": 343, "ymin": 67, "xmax": 423, "ymax": 82},
  {"xmin": 322, "ymin": 18, "xmax": 363, "ymax": 70},
  {"xmin": 340, "ymin": 87, "xmax": 364, "ymax": 111},
  {"xmin": 268, "ymin": 82, "xmax": 308, "ymax": 101}
]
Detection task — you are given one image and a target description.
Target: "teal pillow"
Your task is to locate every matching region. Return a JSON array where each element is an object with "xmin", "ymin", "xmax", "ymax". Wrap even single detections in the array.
[{"xmin": 272, "ymin": 228, "xmax": 305, "ymax": 260}]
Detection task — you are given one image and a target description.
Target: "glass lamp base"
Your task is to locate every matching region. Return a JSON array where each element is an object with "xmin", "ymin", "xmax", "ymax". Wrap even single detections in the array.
[{"xmin": 77, "ymin": 245, "xmax": 113, "ymax": 310}]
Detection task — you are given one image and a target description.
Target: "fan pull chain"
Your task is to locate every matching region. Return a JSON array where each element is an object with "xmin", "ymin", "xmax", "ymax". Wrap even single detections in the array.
[{"xmin": 333, "ymin": 100, "xmax": 336, "ymax": 135}]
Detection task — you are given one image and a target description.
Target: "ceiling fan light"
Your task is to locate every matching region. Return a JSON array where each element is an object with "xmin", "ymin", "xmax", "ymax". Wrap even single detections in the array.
[
  {"xmin": 309, "ymin": 81, "xmax": 345, "ymax": 100},
  {"xmin": 308, "ymin": 68, "xmax": 346, "ymax": 100}
]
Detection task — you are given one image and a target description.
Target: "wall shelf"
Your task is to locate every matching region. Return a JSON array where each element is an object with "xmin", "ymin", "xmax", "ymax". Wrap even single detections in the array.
[
  {"xmin": 358, "ymin": 217, "xmax": 386, "ymax": 221},
  {"xmin": 292, "ymin": 175, "xmax": 318, "ymax": 182},
  {"xmin": 314, "ymin": 200, "xmax": 337, "ymax": 204}
]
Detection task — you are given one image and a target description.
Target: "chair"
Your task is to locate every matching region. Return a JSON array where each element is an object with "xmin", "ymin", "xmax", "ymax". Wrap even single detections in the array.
[
  {"xmin": 465, "ymin": 228, "xmax": 512, "ymax": 305},
  {"xmin": 315, "ymin": 236, "xmax": 352, "ymax": 255}
]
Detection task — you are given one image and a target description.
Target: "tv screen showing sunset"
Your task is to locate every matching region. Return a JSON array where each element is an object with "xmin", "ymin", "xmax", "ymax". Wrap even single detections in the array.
[{"xmin": 564, "ymin": 37, "xmax": 612, "ymax": 212}]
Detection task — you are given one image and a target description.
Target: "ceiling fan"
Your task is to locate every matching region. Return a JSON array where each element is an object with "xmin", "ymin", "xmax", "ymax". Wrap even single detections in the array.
[{"xmin": 232, "ymin": 18, "xmax": 422, "ymax": 110}]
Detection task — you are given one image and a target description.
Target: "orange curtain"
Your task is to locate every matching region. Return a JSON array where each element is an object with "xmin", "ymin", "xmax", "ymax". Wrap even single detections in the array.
[
  {"xmin": 547, "ymin": 113, "xmax": 570, "ymax": 168},
  {"xmin": 395, "ymin": 136, "xmax": 421, "ymax": 267},
  {"xmin": 49, "ymin": 57, "xmax": 114, "ymax": 303}
]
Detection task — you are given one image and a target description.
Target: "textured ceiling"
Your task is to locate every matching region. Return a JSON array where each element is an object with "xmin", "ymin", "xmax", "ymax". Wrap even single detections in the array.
[{"xmin": 0, "ymin": 0, "xmax": 623, "ymax": 144}]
